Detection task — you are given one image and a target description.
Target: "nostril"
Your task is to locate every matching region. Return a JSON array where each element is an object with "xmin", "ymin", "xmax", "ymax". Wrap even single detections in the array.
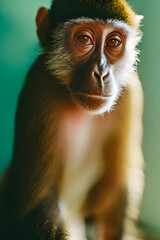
[
  {"xmin": 94, "ymin": 71, "xmax": 101, "ymax": 81},
  {"xmin": 103, "ymin": 72, "xmax": 110, "ymax": 81}
]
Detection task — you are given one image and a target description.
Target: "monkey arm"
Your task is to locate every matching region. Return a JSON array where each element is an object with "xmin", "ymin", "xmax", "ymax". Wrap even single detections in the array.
[
  {"xmin": 0, "ymin": 56, "xmax": 68, "ymax": 240},
  {"xmin": 82, "ymin": 71, "xmax": 144, "ymax": 240},
  {"xmin": 123, "ymin": 72, "xmax": 144, "ymax": 239}
]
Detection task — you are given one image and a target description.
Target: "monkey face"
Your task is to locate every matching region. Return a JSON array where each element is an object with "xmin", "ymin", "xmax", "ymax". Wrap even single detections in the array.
[
  {"xmin": 47, "ymin": 18, "xmax": 141, "ymax": 115},
  {"xmin": 67, "ymin": 22, "xmax": 126, "ymax": 114}
]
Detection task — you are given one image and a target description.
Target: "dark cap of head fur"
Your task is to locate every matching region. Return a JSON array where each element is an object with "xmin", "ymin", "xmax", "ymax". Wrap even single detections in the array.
[{"xmin": 49, "ymin": 0, "xmax": 139, "ymax": 28}]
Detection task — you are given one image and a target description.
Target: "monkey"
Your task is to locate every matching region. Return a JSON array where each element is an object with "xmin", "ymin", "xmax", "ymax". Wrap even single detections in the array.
[{"xmin": 0, "ymin": 0, "xmax": 144, "ymax": 239}]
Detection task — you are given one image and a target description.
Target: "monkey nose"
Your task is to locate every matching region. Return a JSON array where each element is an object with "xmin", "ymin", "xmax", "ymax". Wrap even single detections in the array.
[
  {"xmin": 92, "ymin": 64, "xmax": 110, "ymax": 86},
  {"xmin": 93, "ymin": 71, "xmax": 110, "ymax": 84}
]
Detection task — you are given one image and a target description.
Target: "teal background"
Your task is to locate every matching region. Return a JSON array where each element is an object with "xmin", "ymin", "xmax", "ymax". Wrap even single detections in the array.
[{"xmin": 0, "ymin": 0, "xmax": 160, "ymax": 236}]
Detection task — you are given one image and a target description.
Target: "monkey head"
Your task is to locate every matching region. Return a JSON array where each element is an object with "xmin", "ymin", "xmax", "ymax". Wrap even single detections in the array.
[{"xmin": 36, "ymin": 0, "xmax": 143, "ymax": 115}]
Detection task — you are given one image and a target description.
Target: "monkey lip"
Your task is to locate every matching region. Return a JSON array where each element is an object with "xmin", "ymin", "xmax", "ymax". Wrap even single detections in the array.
[
  {"xmin": 74, "ymin": 92, "xmax": 113, "ymax": 99},
  {"xmin": 72, "ymin": 92, "xmax": 113, "ymax": 110}
]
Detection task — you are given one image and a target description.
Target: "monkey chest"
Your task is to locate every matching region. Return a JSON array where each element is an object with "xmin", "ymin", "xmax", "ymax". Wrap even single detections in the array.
[{"xmin": 59, "ymin": 114, "xmax": 105, "ymax": 220}]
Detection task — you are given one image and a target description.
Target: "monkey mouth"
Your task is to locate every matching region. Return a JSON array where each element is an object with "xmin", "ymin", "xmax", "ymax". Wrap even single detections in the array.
[
  {"xmin": 75, "ymin": 92, "xmax": 113, "ymax": 99},
  {"xmin": 72, "ymin": 92, "xmax": 113, "ymax": 111}
]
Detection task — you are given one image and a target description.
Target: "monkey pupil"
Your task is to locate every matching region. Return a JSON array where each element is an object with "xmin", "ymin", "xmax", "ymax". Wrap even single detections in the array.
[
  {"xmin": 78, "ymin": 35, "xmax": 92, "ymax": 44},
  {"xmin": 107, "ymin": 39, "xmax": 120, "ymax": 47},
  {"xmin": 111, "ymin": 39, "xmax": 117, "ymax": 45},
  {"xmin": 81, "ymin": 35, "xmax": 89, "ymax": 41}
]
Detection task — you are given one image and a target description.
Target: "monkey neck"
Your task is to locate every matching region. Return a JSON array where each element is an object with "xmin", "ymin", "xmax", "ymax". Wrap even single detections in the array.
[{"xmin": 61, "ymin": 99, "xmax": 108, "ymax": 161}]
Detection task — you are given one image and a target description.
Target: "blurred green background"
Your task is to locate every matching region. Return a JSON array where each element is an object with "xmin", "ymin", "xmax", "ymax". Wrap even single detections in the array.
[{"xmin": 0, "ymin": 0, "xmax": 160, "ymax": 237}]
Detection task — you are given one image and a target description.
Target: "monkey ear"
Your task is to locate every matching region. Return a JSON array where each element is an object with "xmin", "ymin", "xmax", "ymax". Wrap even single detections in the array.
[{"xmin": 36, "ymin": 7, "xmax": 50, "ymax": 46}]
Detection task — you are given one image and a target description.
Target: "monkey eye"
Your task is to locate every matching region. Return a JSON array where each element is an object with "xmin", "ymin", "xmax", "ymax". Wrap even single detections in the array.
[
  {"xmin": 77, "ymin": 35, "xmax": 93, "ymax": 45},
  {"xmin": 106, "ymin": 35, "xmax": 122, "ymax": 48}
]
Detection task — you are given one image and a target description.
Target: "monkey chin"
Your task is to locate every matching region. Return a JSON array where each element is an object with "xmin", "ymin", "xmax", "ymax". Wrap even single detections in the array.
[{"xmin": 72, "ymin": 92, "xmax": 116, "ymax": 115}]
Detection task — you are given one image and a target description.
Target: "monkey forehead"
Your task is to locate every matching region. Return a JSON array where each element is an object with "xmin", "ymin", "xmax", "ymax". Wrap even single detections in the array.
[{"xmin": 54, "ymin": 18, "xmax": 141, "ymax": 38}]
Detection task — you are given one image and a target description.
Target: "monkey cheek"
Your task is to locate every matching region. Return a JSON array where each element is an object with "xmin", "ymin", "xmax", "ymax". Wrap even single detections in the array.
[{"xmin": 72, "ymin": 93, "xmax": 115, "ymax": 114}]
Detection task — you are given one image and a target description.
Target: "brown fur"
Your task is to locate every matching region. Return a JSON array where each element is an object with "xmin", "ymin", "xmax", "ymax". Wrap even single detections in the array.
[
  {"xmin": 0, "ymin": 5, "xmax": 143, "ymax": 240},
  {"xmin": 0, "ymin": 59, "xmax": 144, "ymax": 240}
]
